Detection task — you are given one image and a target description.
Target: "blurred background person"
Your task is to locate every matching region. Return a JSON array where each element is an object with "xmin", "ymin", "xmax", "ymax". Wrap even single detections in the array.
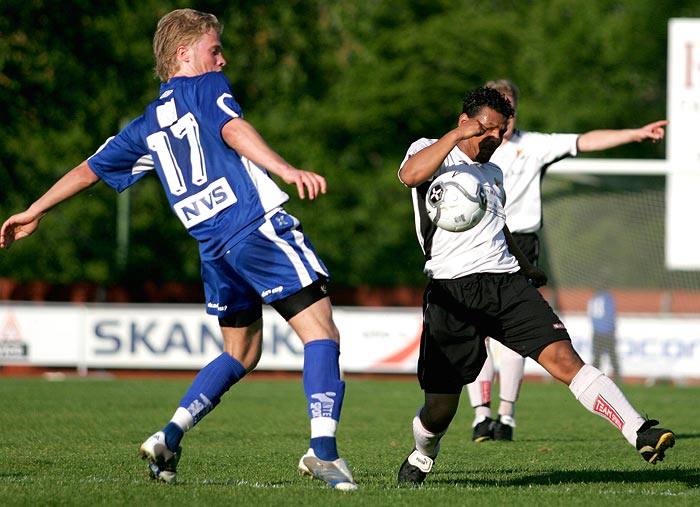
[{"xmin": 588, "ymin": 287, "xmax": 620, "ymax": 380}]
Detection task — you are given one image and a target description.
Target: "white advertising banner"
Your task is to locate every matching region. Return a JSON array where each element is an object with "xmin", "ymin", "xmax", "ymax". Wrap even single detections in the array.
[
  {"xmin": 506, "ymin": 315, "xmax": 700, "ymax": 380},
  {"xmin": 333, "ymin": 307, "xmax": 423, "ymax": 373},
  {"xmin": 83, "ymin": 304, "xmax": 224, "ymax": 369},
  {"xmin": 79, "ymin": 305, "xmax": 424, "ymax": 372},
  {"xmin": 1, "ymin": 302, "xmax": 699, "ymax": 380},
  {"xmin": 0, "ymin": 303, "xmax": 83, "ymax": 366}
]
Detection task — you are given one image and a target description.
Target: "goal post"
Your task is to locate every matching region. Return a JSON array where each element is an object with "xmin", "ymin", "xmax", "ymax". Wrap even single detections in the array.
[{"xmin": 665, "ymin": 18, "xmax": 700, "ymax": 271}]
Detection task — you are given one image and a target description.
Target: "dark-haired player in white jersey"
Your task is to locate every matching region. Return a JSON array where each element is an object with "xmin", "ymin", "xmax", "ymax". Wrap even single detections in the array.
[
  {"xmin": 466, "ymin": 79, "xmax": 668, "ymax": 443},
  {"xmin": 396, "ymin": 86, "xmax": 674, "ymax": 485},
  {"xmin": 0, "ymin": 8, "xmax": 356, "ymax": 490}
]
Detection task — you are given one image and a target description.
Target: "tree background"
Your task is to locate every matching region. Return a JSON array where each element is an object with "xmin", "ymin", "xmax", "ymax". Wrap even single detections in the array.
[{"xmin": 1, "ymin": 0, "xmax": 697, "ymax": 297}]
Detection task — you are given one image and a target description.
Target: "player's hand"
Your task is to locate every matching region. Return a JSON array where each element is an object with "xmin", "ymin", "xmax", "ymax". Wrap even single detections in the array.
[
  {"xmin": 278, "ymin": 166, "xmax": 327, "ymax": 200},
  {"xmin": 0, "ymin": 211, "xmax": 42, "ymax": 250},
  {"xmin": 638, "ymin": 120, "xmax": 668, "ymax": 143},
  {"xmin": 457, "ymin": 117, "xmax": 487, "ymax": 139},
  {"xmin": 522, "ymin": 265, "xmax": 548, "ymax": 288}
]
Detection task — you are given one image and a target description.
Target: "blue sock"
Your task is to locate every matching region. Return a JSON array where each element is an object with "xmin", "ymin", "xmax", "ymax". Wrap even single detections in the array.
[
  {"xmin": 162, "ymin": 422, "xmax": 184, "ymax": 452},
  {"xmin": 310, "ymin": 436, "xmax": 338, "ymax": 461},
  {"xmin": 303, "ymin": 340, "xmax": 345, "ymax": 461},
  {"xmin": 178, "ymin": 352, "xmax": 246, "ymax": 426}
]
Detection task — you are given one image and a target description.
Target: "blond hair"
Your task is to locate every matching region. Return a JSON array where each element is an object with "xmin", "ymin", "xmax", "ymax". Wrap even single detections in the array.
[
  {"xmin": 153, "ymin": 9, "xmax": 222, "ymax": 82},
  {"xmin": 484, "ymin": 79, "xmax": 520, "ymax": 106}
]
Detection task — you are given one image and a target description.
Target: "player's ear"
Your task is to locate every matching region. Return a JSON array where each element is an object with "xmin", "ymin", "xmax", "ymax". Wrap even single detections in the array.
[{"xmin": 176, "ymin": 45, "xmax": 189, "ymax": 63}]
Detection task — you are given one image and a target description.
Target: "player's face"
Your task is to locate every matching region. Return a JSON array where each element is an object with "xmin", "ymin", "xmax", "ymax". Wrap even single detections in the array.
[
  {"xmin": 464, "ymin": 107, "xmax": 509, "ymax": 163},
  {"xmin": 178, "ymin": 30, "xmax": 226, "ymax": 77}
]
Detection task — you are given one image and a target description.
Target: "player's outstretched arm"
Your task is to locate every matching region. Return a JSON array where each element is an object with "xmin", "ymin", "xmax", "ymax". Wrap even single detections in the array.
[
  {"xmin": 0, "ymin": 161, "xmax": 100, "ymax": 250},
  {"xmin": 577, "ymin": 120, "xmax": 668, "ymax": 152},
  {"xmin": 221, "ymin": 118, "xmax": 326, "ymax": 200}
]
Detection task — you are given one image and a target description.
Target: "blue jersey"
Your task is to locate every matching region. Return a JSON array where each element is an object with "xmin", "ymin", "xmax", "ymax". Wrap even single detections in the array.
[
  {"xmin": 588, "ymin": 290, "xmax": 617, "ymax": 335},
  {"xmin": 88, "ymin": 72, "xmax": 289, "ymax": 260}
]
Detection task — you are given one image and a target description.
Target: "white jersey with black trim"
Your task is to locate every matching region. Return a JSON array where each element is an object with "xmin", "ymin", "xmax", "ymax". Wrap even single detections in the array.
[
  {"xmin": 400, "ymin": 138, "xmax": 520, "ymax": 279},
  {"xmin": 490, "ymin": 130, "xmax": 578, "ymax": 233}
]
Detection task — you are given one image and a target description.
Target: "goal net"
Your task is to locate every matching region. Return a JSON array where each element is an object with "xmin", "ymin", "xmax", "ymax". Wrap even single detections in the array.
[{"xmin": 537, "ymin": 158, "xmax": 700, "ymax": 316}]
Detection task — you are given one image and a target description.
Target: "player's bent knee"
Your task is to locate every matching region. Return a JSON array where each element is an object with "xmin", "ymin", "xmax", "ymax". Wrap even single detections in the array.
[{"xmin": 533, "ymin": 340, "xmax": 585, "ymax": 381}]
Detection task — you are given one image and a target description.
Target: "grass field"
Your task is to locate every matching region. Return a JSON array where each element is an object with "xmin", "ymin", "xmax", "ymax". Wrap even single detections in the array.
[{"xmin": 0, "ymin": 374, "xmax": 697, "ymax": 506}]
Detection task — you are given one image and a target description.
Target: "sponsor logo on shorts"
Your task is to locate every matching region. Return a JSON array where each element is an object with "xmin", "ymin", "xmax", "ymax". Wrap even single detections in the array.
[
  {"xmin": 207, "ymin": 302, "xmax": 228, "ymax": 312},
  {"xmin": 593, "ymin": 395, "xmax": 625, "ymax": 430},
  {"xmin": 261, "ymin": 286, "xmax": 284, "ymax": 298},
  {"xmin": 553, "ymin": 322, "xmax": 566, "ymax": 330}
]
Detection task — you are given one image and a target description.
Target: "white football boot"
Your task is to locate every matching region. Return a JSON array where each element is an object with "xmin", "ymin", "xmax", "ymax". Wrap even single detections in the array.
[
  {"xmin": 137, "ymin": 431, "xmax": 182, "ymax": 484},
  {"xmin": 298, "ymin": 448, "xmax": 358, "ymax": 490}
]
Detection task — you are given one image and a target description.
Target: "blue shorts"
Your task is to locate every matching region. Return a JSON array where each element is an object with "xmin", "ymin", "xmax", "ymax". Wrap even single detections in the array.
[{"xmin": 201, "ymin": 209, "xmax": 329, "ymax": 318}]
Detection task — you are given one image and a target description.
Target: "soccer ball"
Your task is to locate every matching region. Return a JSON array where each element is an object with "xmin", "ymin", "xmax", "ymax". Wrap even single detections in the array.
[{"xmin": 425, "ymin": 171, "xmax": 487, "ymax": 232}]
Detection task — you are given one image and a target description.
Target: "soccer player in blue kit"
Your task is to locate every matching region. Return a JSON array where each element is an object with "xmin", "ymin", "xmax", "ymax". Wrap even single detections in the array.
[{"xmin": 0, "ymin": 9, "xmax": 356, "ymax": 490}]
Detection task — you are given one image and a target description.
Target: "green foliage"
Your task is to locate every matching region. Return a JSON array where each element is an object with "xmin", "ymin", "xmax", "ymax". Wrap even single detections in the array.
[
  {"xmin": 1, "ymin": 0, "xmax": 697, "ymax": 289},
  {"xmin": 0, "ymin": 377, "xmax": 697, "ymax": 505}
]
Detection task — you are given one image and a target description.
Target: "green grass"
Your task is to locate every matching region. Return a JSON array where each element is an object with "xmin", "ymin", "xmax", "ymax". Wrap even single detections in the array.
[{"xmin": 0, "ymin": 375, "xmax": 697, "ymax": 506}]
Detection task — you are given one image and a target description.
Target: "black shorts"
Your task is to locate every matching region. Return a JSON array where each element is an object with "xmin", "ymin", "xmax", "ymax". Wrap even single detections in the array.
[
  {"xmin": 418, "ymin": 271, "xmax": 570, "ymax": 394},
  {"xmin": 511, "ymin": 232, "xmax": 540, "ymax": 266}
]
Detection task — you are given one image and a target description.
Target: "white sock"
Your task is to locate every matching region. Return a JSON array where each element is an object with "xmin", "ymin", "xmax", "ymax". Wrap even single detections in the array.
[
  {"xmin": 498, "ymin": 401, "xmax": 515, "ymax": 419},
  {"xmin": 413, "ymin": 412, "xmax": 445, "ymax": 458},
  {"xmin": 474, "ymin": 405, "xmax": 492, "ymax": 420},
  {"xmin": 170, "ymin": 407, "xmax": 194, "ymax": 432},
  {"xmin": 569, "ymin": 365, "xmax": 645, "ymax": 446},
  {"xmin": 498, "ymin": 345, "xmax": 525, "ymax": 414},
  {"xmin": 467, "ymin": 341, "xmax": 495, "ymax": 409},
  {"xmin": 310, "ymin": 416, "xmax": 338, "ymax": 438}
]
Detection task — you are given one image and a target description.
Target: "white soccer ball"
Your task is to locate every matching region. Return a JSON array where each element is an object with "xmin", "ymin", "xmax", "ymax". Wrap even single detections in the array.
[{"xmin": 425, "ymin": 171, "xmax": 487, "ymax": 232}]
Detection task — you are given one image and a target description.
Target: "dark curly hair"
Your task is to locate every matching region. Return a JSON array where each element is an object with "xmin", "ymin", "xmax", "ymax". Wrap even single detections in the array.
[{"xmin": 462, "ymin": 87, "xmax": 514, "ymax": 119}]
